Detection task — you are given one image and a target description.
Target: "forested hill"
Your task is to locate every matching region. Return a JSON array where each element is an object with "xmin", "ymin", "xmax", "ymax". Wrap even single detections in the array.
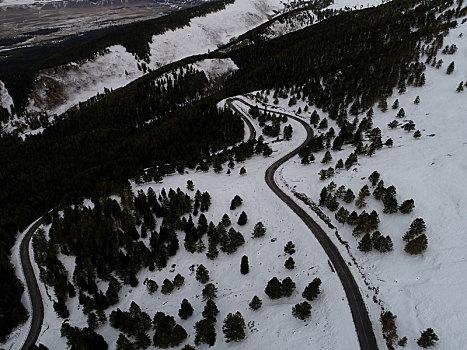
[{"xmin": 1, "ymin": 0, "xmax": 464, "ymax": 344}]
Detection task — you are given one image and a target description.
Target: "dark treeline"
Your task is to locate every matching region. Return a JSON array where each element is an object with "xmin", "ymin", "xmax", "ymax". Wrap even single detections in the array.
[{"xmin": 0, "ymin": 0, "xmax": 463, "ymax": 341}]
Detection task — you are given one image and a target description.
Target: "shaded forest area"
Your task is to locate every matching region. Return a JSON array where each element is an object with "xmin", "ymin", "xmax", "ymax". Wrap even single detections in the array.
[{"xmin": 1, "ymin": 0, "xmax": 464, "ymax": 342}]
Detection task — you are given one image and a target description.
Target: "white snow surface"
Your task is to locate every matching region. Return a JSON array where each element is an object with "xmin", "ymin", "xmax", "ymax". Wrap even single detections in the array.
[
  {"xmin": 245, "ymin": 19, "xmax": 467, "ymax": 349},
  {"xmin": 29, "ymin": 101, "xmax": 361, "ymax": 349},
  {"xmin": 22, "ymin": 0, "xmax": 285, "ymax": 120},
  {"xmin": 0, "ymin": 80, "xmax": 14, "ymax": 111},
  {"xmin": 191, "ymin": 58, "xmax": 238, "ymax": 80}
]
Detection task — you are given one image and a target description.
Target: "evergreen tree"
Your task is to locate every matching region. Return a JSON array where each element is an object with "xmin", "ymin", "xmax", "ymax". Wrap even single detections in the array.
[
  {"xmin": 116, "ymin": 333, "xmax": 135, "ymax": 350},
  {"xmin": 161, "ymin": 279, "xmax": 174, "ymax": 295},
  {"xmin": 446, "ymin": 61, "xmax": 455, "ymax": 74},
  {"xmin": 173, "ymin": 274, "xmax": 185, "ymax": 289},
  {"xmin": 240, "ymin": 167, "xmax": 247, "ymax": 175},
  {"xmin": 249, "ymin": 296, "xmax": 262, "ymax": 311},
  {"xmin": 230, "ymin": 195, "xmax": 243, "ymax": 210},
  {"xmin": 310, "ymin": 110, "xmax": 320, "ymax": 126},
  {"xmin": 202, "ymin": 283, "xmax": 218, "ymax": 301},
  {"xmin": 292, "ymin": 302, "xmax": 312, "ymax": 321},
  {"xmin": 302, "ymin": 278, "xmax": 321, "ymax": 301},
  {"xmin": 368, "ymin": 171, "xmax": 380, "ymax": 187},
  {"xmin": 414, "ymin": 130, "xmax": 421, "ymax": 138},
  {"xmin": 374, "ymin": 235, "xmax": 393, "ymax": 253},
  {"xmin": 396, "ymin": 108, "xmax": 406, "ymax": 118},
  {"xmin": 321, "ymin": 151, "xmax": 333, "ymax": 164},
  {"xmin": 399, "ymin": 199, "xmax": 415, "ymax": 214},
  {"xmin": 284, "ymin": 256, "xmax": 295, "ymax": 270},
  {"xmin": 343, "ymin": 189, "xmax": 355, "ymax": 203},
  {"xmin": 414, "ymin": 96, "xmax": 420, "ymax": 104},
  {"xmin": 358, "ymin": 233, "xmax": 373, "ymax": 253},
  {"xmin": 335, "ymin": 159, "xmax": 344, "ymax": 169},
  {"xmin": 196, "ymin": 265, "xmax": 210, "ymax": 284},
  {"xmin": 398, "ymin": 336, "xmax": 408, "ymax": 347},
  {"xmin": 318, "ymin": 118, "xmax": 328, "ymax": 129},
  {"xmin": 355, "ymin": 192, "xmax": 367, "ymax": 209},
  {"xmin": 404, "ymin": 234, "xmax": 428, "ymax": 255},
  {"xmin": 378, "ymin": 99, "xmax": 388, "ymax": 112},
  {"xmin": 222, "ymin": 213, "xmax": 231, "ymax": 227},
  {"xmin": 392, "ymin": 99, "xmax": 399, "ymax": 109},
  {"xmin": 194, "ymin": 318, "xmax": 216, "ymax": 346},
  {"xmin": 146, "ymin": 280, "xmax": 158, "ymax": 295},
  {"xmin": 265, "ymin": 277, "xmax": 283, "ymax": 299},
  {"xmin": 282, "ymin": 277, "xmax": 296, "ymax": 297},
  {"xmin": 388, "ymin": 120, "xmax": 399, "ymax": 129},
  {"xmin": 240, "ymin": 255, "xmax": 249, "ymax": 275},
  {"xmin": 237, "ymin": 211, "xmax": 248, "ymax": 225},
  {"xmin": 178, "ymin": 299, "xmax": 194, "ymax": 320},
  {"xmin": 284, "ymin": 241, "xmax": 296, "ymax": 255},
  {"xmin": 380, "ymin": 311, "xmax": 398, "ymax": 348},
  {"xmin": 284, "ymin": 124, "xmax": 293, "ymax": 140},
  {"xmin": 223, "ymin": 312, "xmax": 246, "ymax": 343},
  {"xmin": 335, "ymin": 207, "xmax": 349, "ymax": 224},
  {"xmin": 417, "ymin": 328, "xmax": 439, "ymax": 348},
  {"xmin": 252, "ymin": 222, "xmax": 266, "ymax": 238},
  {"xmin": 186, "ymin": 180, "xmax": 194, "ymax": 191},
  {"xmin": 403, "ymin": 218, "xmax": 426, "ymax": 242},
  {"xmin": 202, "ymin": 299, "xmax": 219, "ymax": 320}
]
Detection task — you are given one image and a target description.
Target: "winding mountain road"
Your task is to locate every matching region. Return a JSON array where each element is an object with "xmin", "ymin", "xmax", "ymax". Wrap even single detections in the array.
[
  {"xmin": 20, "ymin": 219, "xmax": 44, "ymax": 350},
  {"xmin": 229, "ymin": 97, "xmax": 378, "ymax": 350}
]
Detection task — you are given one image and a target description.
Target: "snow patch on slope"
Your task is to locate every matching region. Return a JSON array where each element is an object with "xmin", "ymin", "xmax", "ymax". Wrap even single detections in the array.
[{"xmin": 191, "ymin": 58, "xmax": 238, "ymax": 80}]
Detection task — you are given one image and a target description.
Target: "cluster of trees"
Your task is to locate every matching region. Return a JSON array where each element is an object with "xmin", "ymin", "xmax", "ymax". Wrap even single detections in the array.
[
  {"xmin": 403, "ymin": 218, "xmax": 428, "ymax": 255},
  {"xmin": 292, "ymin": 278, "xmax": 322, "ymax": 321}
]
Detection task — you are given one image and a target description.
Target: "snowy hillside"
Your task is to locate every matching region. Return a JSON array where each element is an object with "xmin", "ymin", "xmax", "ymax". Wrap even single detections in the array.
[
  {"xmin": 238, "ymin": 17, "xmax": 467, "ymax": 348},
  {"xmin": 9, "ymin": 109, "xmax": 364, "ymax": 349}
]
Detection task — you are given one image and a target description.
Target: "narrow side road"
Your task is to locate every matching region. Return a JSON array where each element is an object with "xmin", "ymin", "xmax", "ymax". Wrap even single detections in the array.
[
  {"xmin": 20, "ymin": 219, "xmax": 44, "ymax": 350},
  {"xmin": 231, "ymin": 97, "xmax": 378, "ymax": 350}
]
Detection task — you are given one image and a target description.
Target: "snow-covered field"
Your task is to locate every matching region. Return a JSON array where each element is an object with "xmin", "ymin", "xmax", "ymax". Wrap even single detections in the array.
[
  {"xmin": 9, "ymin": 99, "xmax": 367, "ymax": 349},
  {"xmin": 239, "ymin": 19, "xmax": 467, "ymax": 348}
]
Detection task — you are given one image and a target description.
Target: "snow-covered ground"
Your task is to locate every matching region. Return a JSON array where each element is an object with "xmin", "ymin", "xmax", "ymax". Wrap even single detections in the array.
[
  {"xmin": 240, "ymin": 18, "xmax": 467, "ymax": 348},
  {"xmin": 16, "ymin": 100, "xmax": 364, "ymax": 349}
]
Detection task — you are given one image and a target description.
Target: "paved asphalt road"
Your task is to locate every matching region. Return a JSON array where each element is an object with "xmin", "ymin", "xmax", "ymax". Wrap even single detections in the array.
[
  {"xmin": 230, "ymin": 97, "xmax": 378, "ymax": 350},
  {"xmin": 19, "ymin": 97, "xmax": 377, "ymax": 350},
  {"xmin": 20, "ymin": 219, "xmax": 44, "ymax": 350}
]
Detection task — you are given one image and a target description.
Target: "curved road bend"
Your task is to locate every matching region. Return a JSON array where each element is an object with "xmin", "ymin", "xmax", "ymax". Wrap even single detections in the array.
[
  {"xmin": 20, "ymin": 219, "xmax": 44, "ymax": 350},
  {"xmin": 231, "ymin": 97, "xmax": 378, "ymax": 350},
  {"xmin": 226, "ymin": 99, "xmax": 257, "ymax": 142},
  {"xmin": 18, "ymin": 100, "xmax": 254, "ymax": 350}
]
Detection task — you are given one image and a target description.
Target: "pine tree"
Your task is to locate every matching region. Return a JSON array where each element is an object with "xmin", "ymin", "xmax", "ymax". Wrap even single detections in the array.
[
  {"xmin": 374, "ymin": 235, "xmax": 393, "ymax": 253},
  {"xmin": 222, "ymin": 213, "xmax": 231, "ymax": 227},
  {"xmin": 355, "ymin": 192, "xmax": 367, "ymax": 209},
  {"xmin": 178, "ymin": 299, "xmax": 194, "ymax": 320},
  {"xmin": 240, "ymin": 255, "xmax": 249, "ymax": 275},
  {"xmin": 392, "ymin": 99, "xmax": 399, "ymax": 109},
  {"xmin": 343, "ymin": 189, "xmax": 355, "ymax": 203},
  {"xmin": 284, "ymin": 256, "xmax": 295, "ymax": 270},
  {"xmin": 417, "ymin": 328, "xmax": 439, "ymax": 348},
  {"xmin": 161, "ymin": 279, "xmax": 174, "ymax": 295},
  {"xmin": 380, "ymin": 311, "xmax": 398, "ymax": 347},
  {"xmin": 378, "ymin": 99, "xmax": 388, "ymax": 112},
  {"xmin": 196, "ymin": 265, "xmax": 210, "ymax": 284},
  {"xmin": 173, "ymin": 274, "xmax": 185, "ymax": 289},
  {"xmin": 414, "ymin": 96, "xmax": 420, "ymax": 104},
  {"xmin": 335, "ymin": 207, "xmax": 349, "ymax": 224},
  {"xmin": 368, "ymin": 171, "xmax": 380, "ymax": 187},
  {"xmin": 239, "ymin": 167, "xmax": 247, "ymax": 175},
  {"xmin": 282, "ymin": 277, "xmax": 296, "ymax": 297},
  {"xmin": 302, "ymin": 278, "xmax": 321, "ymax": 301},
  {"xmin": 318, "ymin": 118, "xmax": 328, "ymax": 129},
  {"xmin": 403, "ymin": 218, "xmax": 426, "ymax": 242},
  {"xmin": 194, "ymin": 318, "xmax": 216, "ymax": 346},
  {"xmin": 292, "ymin": 301, "xmax": 312, "ymax": 321},
  {"xmin": 321, "ymin": 151, "xmax": 333, "ymax": 164},
  {"xmin": 265, "ymin": 277, "xmax": 283, "ymax": 299},
  {"xmin": 399, "ymin": 199, "xmax": 415, "ymax": 214},
  {"xmin": 252, "ymin": 222, "xmax": 266, "ymax": 238},
  {"xmin": 446, "ymin": 61, "xmax": 455, "ymax": 74},
  {"xmin": 396, "ymin": 108, "xmax": 405, "ymax": 118},
  {"xmin": 398, "ymin": 336, "xmax": 408, "ymax": 347},
  {"xmin": 310, "ymin": 110, "xmax": 320, "ymax": 126},
  {"xmin": 202, "ymin": 283, "xmax": 218, "ymax": 301},
  {"xmin": 388, "ymin": 120, "xmax": 399, "ymax": 129},
  {"xmin": 186, "ymin": 180, "xmax": 194, "ymax": 191},
  {"xmin": 456, "ymin": 81, "xmax": 464, "ymax": 92},
  {"xmin": 249, "ymin": 296, "xmax": 262, "ymax": 311},
  {"xmin": 358, "ymin": 233, "xmax": 373, "ymax": 253},
  {"xmin": 404, "ymin": 234, "xmax": 428, "ymax": 255},
  {"xmin": 202, "ymin": 299, "xmax": 219, "ymax": 320},
  {"xmin": 237, "ymin": 211, "xmax": 248, "ymax": 225},
  {"xmin": 335, "ymin": 159, "xmax": 344, "ymax": 169},
  {"xmin": 284, "ymin": 125, "xmax": 293, "ymax": 140},
  {"xmin": 284, "ymin": 241, "xmax": 296, "ymax": 255},
  {"xmin": 223, "ymin": 312, "xmax": 246, "ymax": 343},
  {"xmin": 116, "ymin": 333, "xmax": 134, "ymax": 350},
  {"xmin": 230, "ymin": 195, "xmax": 243, "ymax": 210}
]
